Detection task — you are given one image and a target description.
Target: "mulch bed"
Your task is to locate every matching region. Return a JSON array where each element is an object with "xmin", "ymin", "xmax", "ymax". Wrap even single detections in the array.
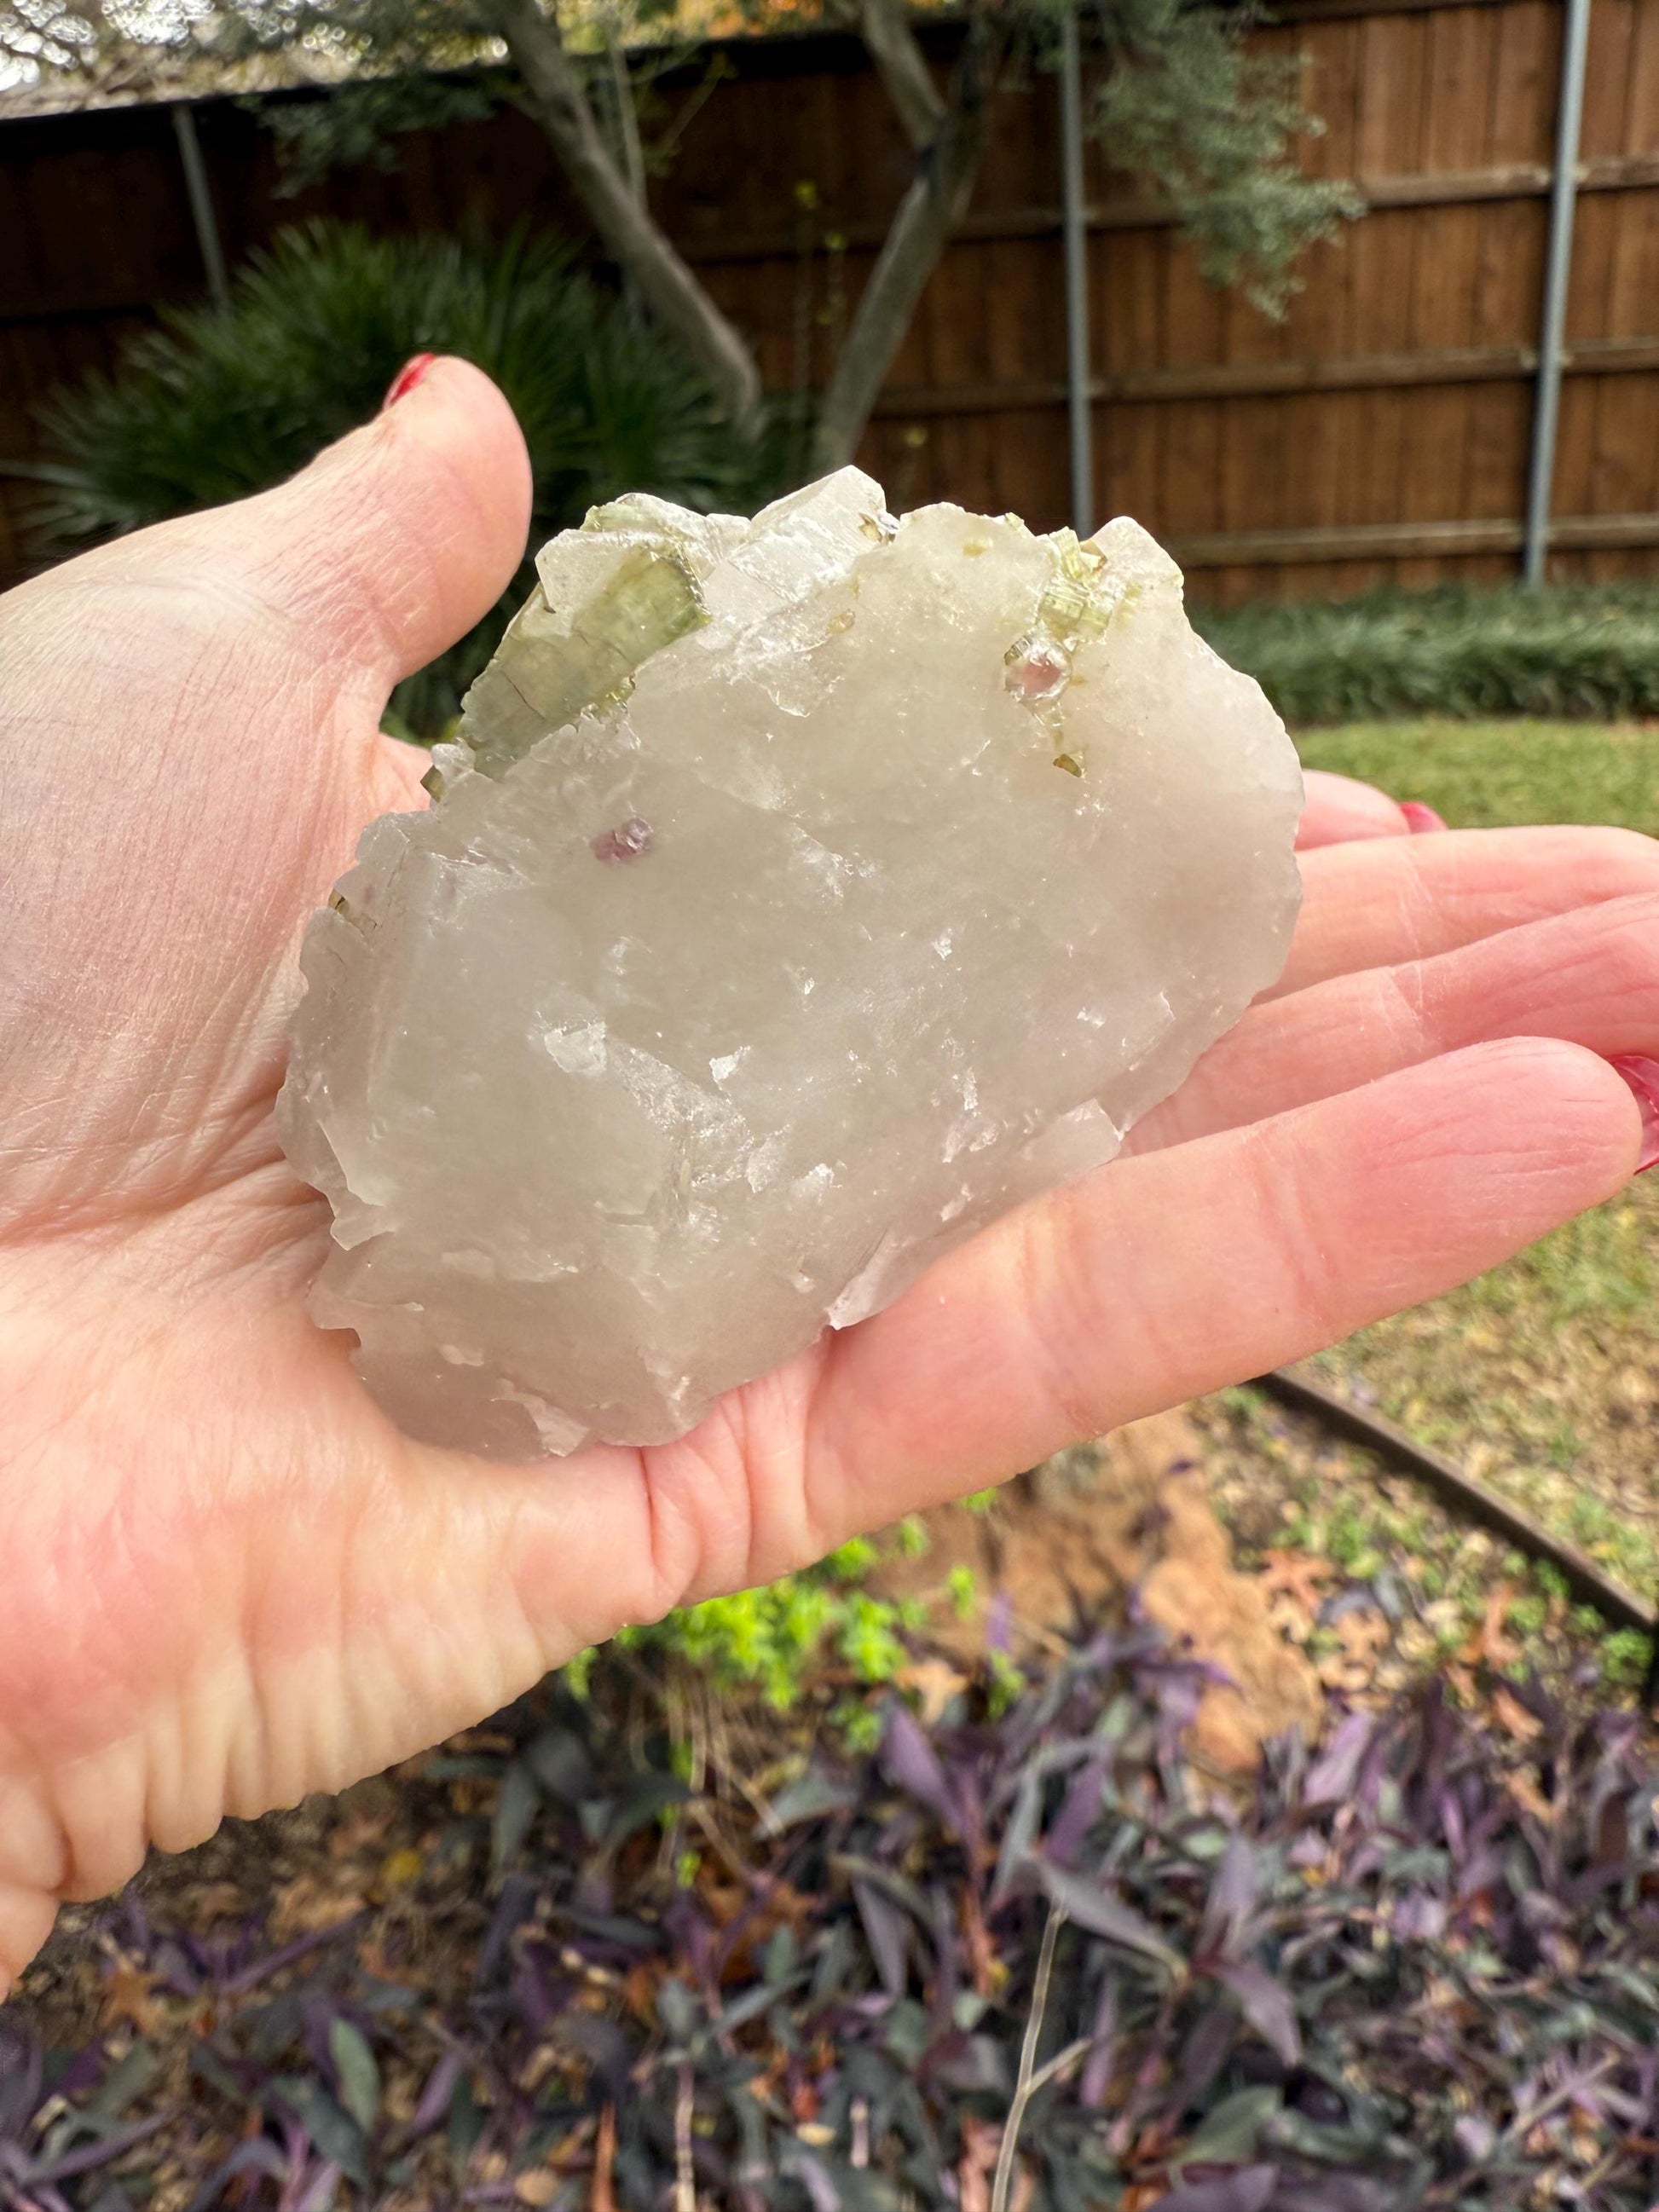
[{"xmin": 9, "ymin": 1614, "xmax": 1659, "ymax": 2212}]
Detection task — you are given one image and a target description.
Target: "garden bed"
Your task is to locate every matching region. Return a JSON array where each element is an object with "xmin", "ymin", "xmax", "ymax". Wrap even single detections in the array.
[{"xmin": 11, "ymin": 1624, "xmax": 1659, "ymax": 2212}]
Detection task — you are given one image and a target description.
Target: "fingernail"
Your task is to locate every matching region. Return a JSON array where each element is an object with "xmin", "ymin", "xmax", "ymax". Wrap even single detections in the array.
[
  {"xmin": 1608, "ymin": 1054, "xmax": 1659, "ymax": 1174},
  {"xmin": 383, "ymin": 354, "xmax": 436, "ymax": 410},
  {"xmin": 1400, "ymin": 801, "xmax": 1448, "ymax": 834}
]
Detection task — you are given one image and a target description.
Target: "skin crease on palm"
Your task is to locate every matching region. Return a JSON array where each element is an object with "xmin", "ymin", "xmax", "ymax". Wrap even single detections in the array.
[{"xmin": 1, "ymin": 358, "xmax": 1656, "ymax": 1997}]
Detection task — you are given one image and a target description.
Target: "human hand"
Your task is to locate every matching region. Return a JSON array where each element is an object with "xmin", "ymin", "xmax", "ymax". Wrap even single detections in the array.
[{"xmin": 2, "ymin": 361, "xmax": 1654, "ymax": 1990}]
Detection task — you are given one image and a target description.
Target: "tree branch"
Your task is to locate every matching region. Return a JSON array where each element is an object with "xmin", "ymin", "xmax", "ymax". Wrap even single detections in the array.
[
  {"xmin": 486, "ymin": 0, "xmax": 762, "ymax": 434},
  {"xmin": 810, "ymin": 11, "xmax": 1003, "ymax": 472},
  {"xmin": 858, "ymin": 0, "xmax": 945, "ymax": 151}
]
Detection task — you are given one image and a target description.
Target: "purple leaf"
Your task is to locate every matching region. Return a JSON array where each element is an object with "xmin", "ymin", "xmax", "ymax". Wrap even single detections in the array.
[
  {"xmin": 880, "ymin": 1702, "xmax": 960, "ymax": 1836},
  {"xmin": 1207, "ymin": 1961, "xmax": 1301, "ymax": 2067},
  {"xmin": 27, "ymin": 2112, "xmax": 172, "ymax": 2185},
  {"xmin": 853, "ymin": 1879, "xmax": 910, "ymax": 1997},
  {"xmin": 1452, "ymin": 2113, "xmax": 1496, "ymax": 2163},
  {"xmin": 990, "ymin": 1772, "xmax": 1044, "ymax": 1906},
  {"xmin": 292, "ymin": 2157, "xmax": 344, "ymax": 2212},
  {"xmin": 1036, "ymin": 1864, "xmax": 1182, "ymax": 1973},
  {"xmin": 223, "ymin": 1916, "xmax": 366, "ymax": 1995},
  {"xmin": 1047, "ymin": 1758, "xmax": 1108, "ymax": 1869},
  {"xmin": 781, "ymin": 2144, "xmax": 841, "ymax": 2212},
  {"xmin": 1273, "ymin": 2180, "xmax": 1400, "ymax": 2212},
  {"xmin": 1149, "ymin": 2165, "xmax": 1277, "ymax": 2212},
  {"xmin": 1304, "ymin": 1711, "xmax": 1373, "ymax": 1807},
  {"xmin": 181, "ymin": 2138, "xmax": 291, "ymax": 2212},
  {"xmin": 402, "ymin": 2049, "xmax": 465, "ymax": 2142},
  {"xmin": 1389, "ymin": 1891, "xmax": 1447, "ymax": 1941},
  {"xmin": 1079, "ymin": 1972, "xmax": 1119, "ymax": 2110},
  {"xmin": 0, "ymin": 2023, "xmax": 43, "ymax": 2139},
  {"xmin": 1200, "ymin": 1838, "xmax": 1262, "ymax": 1957}
]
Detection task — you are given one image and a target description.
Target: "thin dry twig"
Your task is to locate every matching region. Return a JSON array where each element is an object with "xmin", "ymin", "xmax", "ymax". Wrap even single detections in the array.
[
  {"xmin": 673, "ymin": 2062, "xmax": 696, "ymax": 2212},
  {"xmin": 991, "ymin": 1903, "xmax": 1066, "ymax": 2212}
]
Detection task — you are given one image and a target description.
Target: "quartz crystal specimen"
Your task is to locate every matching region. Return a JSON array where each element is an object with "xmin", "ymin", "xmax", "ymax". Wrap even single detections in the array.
[{"xmin": 278, "ymin": 469, "xmax": 1303, "ymax": 1458}]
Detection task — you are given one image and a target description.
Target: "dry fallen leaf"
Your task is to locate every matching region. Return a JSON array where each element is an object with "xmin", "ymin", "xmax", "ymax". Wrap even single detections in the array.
[
  {"xmin": 592, "ymin": 2104, "xmax": 618, "ymax": 2212},
  {"xmin": 269, "ymin": 1874, "xmax": 364, "ymax": 1942},
  {"xmin": 1317, "ymin": 1605, "xmax": 1392, "ymax": 1693},
  {"xmin": 1258, "ymin": 1550, "xmax": 1337, "ymax": 1616},
  {"xmin": 1507, "ymin": 1765, "xmax": 1558, "ymax": 1824},
  {"xmin": 101, "ymin": 1958, "xmax": 170, "ymax": 2037},
  {"xmin": 1338, "ymin": 1608, "xmax": 1390, "ymax": 1665},
  {"xmin": 898, "ymin": 1657, "xmax": 970, "ymax": 1725},
  {"xmin": 1491, "ymin": 1686, "xmax": 1545, "ymax": 1745},
  {"xmin": 1470, "ymin": 1584, "xmax": 1523, "ymax": 1672}
]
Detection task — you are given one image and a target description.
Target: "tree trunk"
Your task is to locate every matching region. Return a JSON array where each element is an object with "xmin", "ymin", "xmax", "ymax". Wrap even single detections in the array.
[
  {"xmin": 857, "ymin": 0, "xmax": 945, "ymax": 149},
  {"xmin": 489, "ymin": 0, "xmax": 764, "ymax": 437},
  {"xmin": 810, "ymin": 15, "xmax": 1002, "ymax": 476}
]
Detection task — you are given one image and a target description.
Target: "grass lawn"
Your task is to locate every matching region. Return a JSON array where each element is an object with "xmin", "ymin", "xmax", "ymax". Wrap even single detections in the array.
[
  {"xmin": 1301, "ymin": 715, "xmax": 1659, "ymax": 834},
  {"xmin": 1289, "ymin": 719, "xmax": 1659, "ymax": 1603}
]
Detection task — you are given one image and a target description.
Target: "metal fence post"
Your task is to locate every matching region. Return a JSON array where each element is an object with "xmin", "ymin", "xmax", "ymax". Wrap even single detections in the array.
[
  {"xmin": 171, "ymin": 102, "xmax": 231, "ymax": 312},
  {"xmin": 1522, "ymin": 0, "xmax": 1593, "ymax": 586},
  {"xmin": 1060, "ymin": 4, "xmax": 1094, "ymax": 541}
]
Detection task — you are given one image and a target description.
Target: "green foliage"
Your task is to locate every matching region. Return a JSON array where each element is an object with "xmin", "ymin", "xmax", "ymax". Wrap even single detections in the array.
[
  {"xmin": 216, "ymin": 0, "xmax": 695, "ymax": 192},
  {"xmin": 985, "ymin": 1647, "xmax": 1026, "ymax": 1714},
  {"xmin": 831, "ymin": 1695, "xmax": 887, "ymax": 1753},
  {"xmin": 1507, "ymin": 1590, "xmax": 1549, "ymax": 1638},
  {"xmin": 945, "ymin": 1562, "xmax": 980, "ymax": 1620},
  {"xmin": 1199, "ymin": 584, "xmax": 1659, "ymax": 727},
  {"xmin": 264, "ymin": 68, "xmax": 503, "ymax": 189},
  {"xmin": 1601, "ymin": 1626, "xmax": 1651, "ymax": 1688},
  {"xmin": 1089, "ymin": 0, "xmax": 1356, "ymax": 314},
  {"xmin": 33, "ymin": 221, "xmax": 772, "ymax": 733},
  {"xmin": 605, "ymin": 1540, "xmax": 917, "ymax": 1711},
  {"xmin": 895, "ymin": 1514, "xmax": 929, "ymax": 1558}
]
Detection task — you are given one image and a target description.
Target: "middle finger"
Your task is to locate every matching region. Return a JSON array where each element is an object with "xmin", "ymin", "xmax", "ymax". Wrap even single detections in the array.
[
  {"xmin": 1129, "ymin": 890, "xmax": 1659, "ymax": 1153},
  {"xmin": 1275, "ymin": 823, "xmax": 1659, "ymax": 1000}
]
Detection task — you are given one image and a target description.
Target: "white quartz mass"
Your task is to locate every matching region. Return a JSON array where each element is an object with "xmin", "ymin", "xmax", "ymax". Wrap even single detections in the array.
[{"xmin": 277, "ymin": 468, "xmax": 1304, "ymax": 1458}]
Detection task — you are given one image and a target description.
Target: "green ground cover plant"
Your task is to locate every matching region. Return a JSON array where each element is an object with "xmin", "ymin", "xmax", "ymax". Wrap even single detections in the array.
[
  {"xmin": 1197, "ymin": 586, "xmax": 1659, "ymax": 725},
  {"xmin": 569, "ymin": 1533, "xmax": 935, "ymax": 1721}
]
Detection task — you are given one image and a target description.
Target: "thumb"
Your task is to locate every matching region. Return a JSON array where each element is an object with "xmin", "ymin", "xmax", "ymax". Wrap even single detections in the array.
[{"xmin": 238, "ymin": 355, "xmax": 535, "ymax": 684}]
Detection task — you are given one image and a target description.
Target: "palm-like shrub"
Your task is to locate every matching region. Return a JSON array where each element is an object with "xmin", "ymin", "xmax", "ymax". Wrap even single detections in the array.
[{"xmin": 35, "ymin": 222, "xmax": 770, "ymax": 731}]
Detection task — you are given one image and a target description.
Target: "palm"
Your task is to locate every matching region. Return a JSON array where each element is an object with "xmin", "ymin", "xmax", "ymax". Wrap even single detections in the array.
[{"xmin": 1, "ymin": 361, "xmax": 1651, "ymax": 1993}]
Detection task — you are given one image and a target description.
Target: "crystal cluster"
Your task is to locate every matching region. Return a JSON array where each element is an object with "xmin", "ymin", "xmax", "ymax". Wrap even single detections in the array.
[{"xmin": 278, "ymin": 469, "xmax": 1303, "ymax": 1458}]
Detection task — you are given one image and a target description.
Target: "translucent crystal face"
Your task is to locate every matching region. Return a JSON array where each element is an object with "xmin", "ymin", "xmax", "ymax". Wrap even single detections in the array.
[{"xmin": 278, "ymin": 469, "xmax": 1304, "ymax": 1459}]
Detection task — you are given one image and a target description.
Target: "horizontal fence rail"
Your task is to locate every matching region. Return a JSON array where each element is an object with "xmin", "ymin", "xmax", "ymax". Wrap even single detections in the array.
[{"xmin": 2, "ymin": 0, "xmax": 1657, "ymax": 603}]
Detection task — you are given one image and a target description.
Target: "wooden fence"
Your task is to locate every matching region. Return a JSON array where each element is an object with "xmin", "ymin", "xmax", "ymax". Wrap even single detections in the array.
[{"xmin": 3, "ymin": 0, "xmax": 1657, "ymax": 604}]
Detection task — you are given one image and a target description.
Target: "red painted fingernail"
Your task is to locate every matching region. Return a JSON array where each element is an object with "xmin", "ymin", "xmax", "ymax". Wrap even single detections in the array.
[
  {"xmin": 1608, "ymin": 1054, "xmax": 1659, "ymax": 1174},
  {"xmin": 1400, "ymin": 801, "xmax": 1448, "ymax": 834},
  {"xmin": 383, "ymin": 354, "xmax": 436, "ymax": 409}
]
